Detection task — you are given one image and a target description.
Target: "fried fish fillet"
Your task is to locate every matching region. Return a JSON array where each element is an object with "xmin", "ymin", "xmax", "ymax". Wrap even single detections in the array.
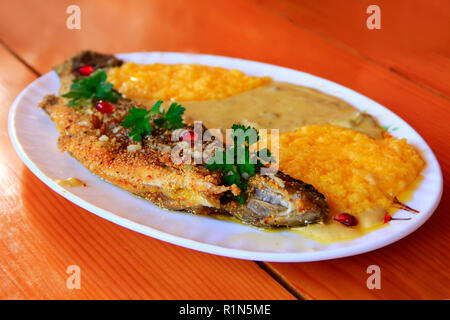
[{"xmin": 40, "ymin": 51, "xmax": 328, "ymax": 228}]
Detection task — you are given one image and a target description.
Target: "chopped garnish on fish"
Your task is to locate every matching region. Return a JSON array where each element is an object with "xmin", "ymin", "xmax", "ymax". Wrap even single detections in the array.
[
  {"xmin": 205, "ymin": 124, "xmax": 272, "ymax": 204},
  {"xmin": 62, "ymin": 70, "xmax": 121, "ymax": 108},
  {"xmin": 121, "ymin": 101, "xmax": 185, "ymax": 141}
]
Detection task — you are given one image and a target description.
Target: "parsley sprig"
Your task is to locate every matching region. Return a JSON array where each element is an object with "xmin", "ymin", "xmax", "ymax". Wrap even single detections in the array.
[
  {"xmin": 205, "ymin": 124, "xmax": 273, "ymax": 204},
  {"xmin": 62, "ymin": 70, "xmax": 121, "ymax": 107},
  {"xmin": 153, "ymin": 102, "xmax": 185, "ymax": 130},
  {"xmin": 121, "ymin": 100, "xmax": 186, "ymax": 141}
]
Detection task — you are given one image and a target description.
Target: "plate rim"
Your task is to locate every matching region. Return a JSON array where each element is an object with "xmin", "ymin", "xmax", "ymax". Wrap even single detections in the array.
[{"xmin": 8, "ymin": 51, "xmax": 444, "ymax": 262}]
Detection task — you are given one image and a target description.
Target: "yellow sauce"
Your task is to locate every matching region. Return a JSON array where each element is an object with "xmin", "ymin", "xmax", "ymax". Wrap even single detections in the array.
[
  {"xmin": 293, "ymin": 208, "xmax": 387, "ymax": 243},
  {"xmin": 396, "ymin": 174, "xmax": 424, "ymax": 204},
  {"xmin": 56, "ymin": 177, "xmax": 86, "ymax": 188},
  {"xmin": 386, "ymin": 174, "xmax": 424, "ymax": 216},
  {"xmin": 293, "ymin": 174, "xmax": 424, "ymax": 243},
  {"xmin": 136, "ymin": 81, "xmax": 384, "ymax": 138},
  {"xmin": 181, "ymin": 82, "xmax": 384, "ymax": 138}
]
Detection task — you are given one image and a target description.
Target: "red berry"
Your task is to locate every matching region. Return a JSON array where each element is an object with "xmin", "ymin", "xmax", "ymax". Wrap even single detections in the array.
[
  {"xmin": 384, "ymin": 212, "xmax": 411, "ymax": 223},
  {"xmin": 78, "ymin": 65, "xmax": 94, "ymax": 76},
  {"xmin": 180, "ymin": 130, "xmax": 196, "ymax": 142},
  {"xmin": 96, "ymin": 100, "xmax": 114, "ymax": 114},
  {"xmin": 384, "ymin": 212, "xmax": 392, "ymax": 224},
  {"xmin": 334, "ymin": 213, "xmax": 358, "ymax": 226}
]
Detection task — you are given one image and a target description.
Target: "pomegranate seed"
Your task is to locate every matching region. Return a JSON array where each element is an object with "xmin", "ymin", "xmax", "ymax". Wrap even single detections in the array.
[
  {"xmin": 334, "ymin": 213, "xmax": 358, "ymax": 226},
  {"xmin": 78, "ymin": 65, "xmax": 94, "ymax": 76},
  {"xmin": 180, "ymin": 130, "xmax": 196, "ymax": 142},
  {"xmin": 96, "ymin": 100, "xmax": 114, "ymax": 114},
  {"xmin": 384, "ymin": 212, "xmax": 412, "ymax": 223},
  {"xmin": 384, "ymin": 212, "xmax": 392, "ymax": 224}
]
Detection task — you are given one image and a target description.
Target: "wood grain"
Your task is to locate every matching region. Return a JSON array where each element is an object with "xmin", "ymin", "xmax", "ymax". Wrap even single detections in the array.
[
  {"xmin": 257, "ymin": 0, "xmax": 450, "ymax": 98},
  {"xmin": 0, "ymin": 0, "xmax": 448, "ymax": 299},
  {"xmin": 0, "ymin": 44, "xmax": 295, "ymax": 300}
]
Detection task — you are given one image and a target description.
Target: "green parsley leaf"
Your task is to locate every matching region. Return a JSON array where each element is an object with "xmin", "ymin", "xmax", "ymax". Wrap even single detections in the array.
[
  {"xmin": 153, "ymin": 102, "xmax": 186, "ymax": 130},
  {"xmin": 205, "ymin": 125, "xmax": 274, "ymax": 204},
  {"xmin": 121, "ymin": 108, "xmax": 154, "ymax": 141},
  {"xmin": 62, "ymin": 70, "xmax": 121, "ymax": 107},
  {"xmin": 122, "ymin": 100, "xmax": 185, "ymax": 141}
]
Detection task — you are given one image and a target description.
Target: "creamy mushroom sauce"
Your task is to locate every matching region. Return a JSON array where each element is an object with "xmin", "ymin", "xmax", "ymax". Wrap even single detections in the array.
[{"xmin": 179, "ymin": 81, "xmax": 384, "ymax": 139}]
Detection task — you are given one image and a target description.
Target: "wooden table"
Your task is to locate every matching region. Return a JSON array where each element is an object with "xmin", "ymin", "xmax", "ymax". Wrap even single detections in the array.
[{"xmin": 0, "ymin": 0, "xmax": 448, "ymax": 299}]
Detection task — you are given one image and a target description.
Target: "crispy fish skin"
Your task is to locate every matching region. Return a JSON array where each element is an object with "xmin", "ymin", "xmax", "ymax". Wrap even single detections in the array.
[
  {"xmin": 54, "ymin": 50, "xmax": 123, "ymax": 96},
  {"xmin": 40, "ymin": 95, "xmax": 231, "ymax": 210},
  {"xmin": 45, "ymin": 51, "xmax": 230, "ymax": 211},
  {"xmin": 41, "ymin": 51, "xmax": 328, "ymax": 227}
]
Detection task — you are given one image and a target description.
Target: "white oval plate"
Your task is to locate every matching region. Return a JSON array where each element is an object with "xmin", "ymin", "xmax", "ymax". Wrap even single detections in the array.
[{"xmin": 9, "ymin": 52, "xmax": 443, "ymax": 262}]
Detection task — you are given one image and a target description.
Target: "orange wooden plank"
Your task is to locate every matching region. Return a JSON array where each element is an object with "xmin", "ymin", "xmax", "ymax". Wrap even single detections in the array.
[
  {"xmin": 0, "ymin": 0, "xmax": 449, "ymax": 299},
  {"xmin": 268, "ymin": 200, "xmax": 450, "ymax": 300},
  {"xmin": 257, "ymin": 0, "xmax": 450, "ymax": 97},
  {"xmin": 0, "ymin": 44, "xmax": 295, "ymax": 300}
]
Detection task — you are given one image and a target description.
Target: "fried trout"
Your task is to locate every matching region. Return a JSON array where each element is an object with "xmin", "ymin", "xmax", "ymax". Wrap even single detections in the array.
[{"xmin": 40, "ymin": 51, "xmax": 328, "ymax": 228}]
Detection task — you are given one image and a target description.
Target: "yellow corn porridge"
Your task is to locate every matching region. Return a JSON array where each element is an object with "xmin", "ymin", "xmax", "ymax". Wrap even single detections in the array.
[
  {"xmin": 278, "ymin": 125, "xmax": 425, "ymax": 215},
  {"xmin": 107, "ymin": 62, "xmax": 271, "ymax": 101}
]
